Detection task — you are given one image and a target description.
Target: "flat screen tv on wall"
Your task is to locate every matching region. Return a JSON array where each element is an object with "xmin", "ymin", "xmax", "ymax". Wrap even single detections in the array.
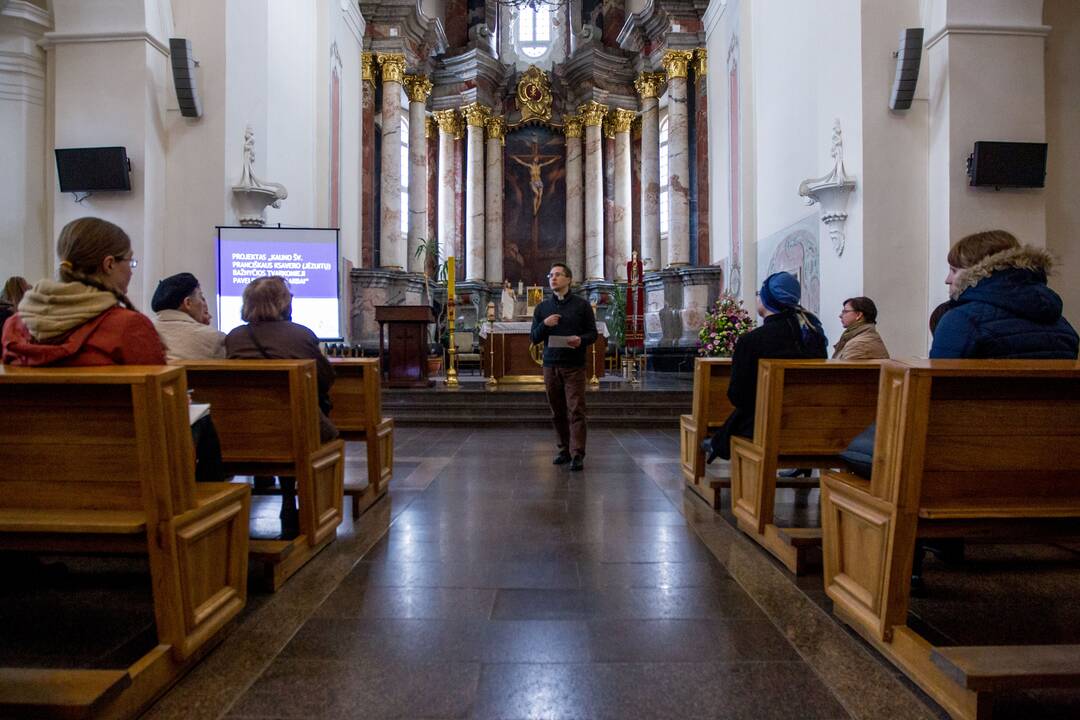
[
  {"xmin": 967, "ymin": 141, "xmax": 1047, "ymax": 189},
  {"xmin": 54, "ymin": 146, "xmax": 132, "ymax": 193}
]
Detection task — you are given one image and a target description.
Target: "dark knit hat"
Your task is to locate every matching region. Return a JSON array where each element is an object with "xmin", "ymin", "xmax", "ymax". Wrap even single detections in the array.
[
  {"xmin": 151, "ymin": 273, "xmax": 200, "ymax": 312},
  {"xmin": 759, "ymin": 272, "xmax": 801, "ymax": 313}
]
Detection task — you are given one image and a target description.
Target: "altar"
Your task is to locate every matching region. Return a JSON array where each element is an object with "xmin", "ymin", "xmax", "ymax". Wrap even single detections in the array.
[{"xmin": 479, "ymin": 321, "xmax": 608, "ymax": 383}]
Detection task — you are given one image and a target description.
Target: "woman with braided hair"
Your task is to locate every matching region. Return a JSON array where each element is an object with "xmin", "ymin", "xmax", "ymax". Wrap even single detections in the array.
[{"xmin": 2, "ymin": 216, "xmax": 165, "ymax": 366}]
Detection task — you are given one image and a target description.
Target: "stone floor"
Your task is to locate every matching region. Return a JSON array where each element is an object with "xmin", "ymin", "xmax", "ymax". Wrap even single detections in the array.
[{"xmin": 5, "ymin": 426, "xmax": 1078, "ymax": 719}]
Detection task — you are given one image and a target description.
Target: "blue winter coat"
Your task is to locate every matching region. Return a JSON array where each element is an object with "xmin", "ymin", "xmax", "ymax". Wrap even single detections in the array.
[{"xmin": 930, "ymin": 246, "xmax": 1078, "ymax": 359}]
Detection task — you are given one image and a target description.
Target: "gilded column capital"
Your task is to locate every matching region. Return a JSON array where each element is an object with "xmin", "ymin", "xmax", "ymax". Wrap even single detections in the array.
[
  {"xmin": 461, "ymin": 102, "xmax": 491, "ymax": 128},
  {"xmin": 634, "ymin": 71, "xmax": 666, "ymax": 100},
  {"xmin": 402, "ymin": 74, "xmax": 433, "ymax": 103},
  {"xmin": 661, "ymin": 49, "xmax": 695, "ymax": 80},
  {"xmin": 425, "ymin": 115, "xmax": 438, "ymax": 139},
  {"xmin": 579, "ymin": 100, "xmax": 608, "ymax": 127},
  {"xmin": 362, "ymin": 52, "xmax": 376, "ymax": 87},
  {"xmin": 602, "ymin": 116, "xmax": 616, "ymax": 140},
  {"xmin": 432, "ymin": 108, "xmax": 461, "ymax": 137},
  {"xmin": 562, "ymin": 114, "xmax": 583, "ymax": 138},
  {"xmin": 485, "ymin": 115, "xmax": 506, "ymax": 145},
  {"xmin": 694, "ymin": 48, "xmax": 708, "ymax": 76},
  {"xmin": 376, "ymin": 53, "xmax": 406, "ymax": 84},
  {"xmin": 611, "ymin": 108, "xmax": 636, "ymax": 134}
]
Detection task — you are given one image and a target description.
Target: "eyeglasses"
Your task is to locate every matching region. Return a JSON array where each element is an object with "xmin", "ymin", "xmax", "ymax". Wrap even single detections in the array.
[
  {"xmin": 840, "ymin": 309, "xmax": 857, "ymax": 315},
  {"xmin": 120, "ymin": 256, "xmax": 138, "ymax": 269},
  {"xmin": 547, "ymin": 272, "xmax": 566, "ymax": 279}
]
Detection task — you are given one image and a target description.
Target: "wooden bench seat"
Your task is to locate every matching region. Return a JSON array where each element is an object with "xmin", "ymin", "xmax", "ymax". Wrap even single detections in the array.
[
  {"xmin": 328, "ymin": 357, "xmax": 393, "ymax": 517},
  {"xmin": 0, "ymin": 366, "xmax": 251, "ymax": 719},
  {"xmin": 179, "ymin": 359, "xmax": 345, "ymax": 591},
  {"xmin": 729, "ymin": 360, "xmax": 882, "ymax": 573},
  {"xmin": 820, "ymin": 359, "xmax": 1080, "ymax": 720},
  {"xmin": 679, "ymin": 358, "xmax": 734, "ymax": 507}
]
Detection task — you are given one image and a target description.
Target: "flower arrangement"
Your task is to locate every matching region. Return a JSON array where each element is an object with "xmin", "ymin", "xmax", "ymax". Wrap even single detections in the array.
[{"xmin": 698, "ymin": 294, "xmax": 754, "ymax": 357}]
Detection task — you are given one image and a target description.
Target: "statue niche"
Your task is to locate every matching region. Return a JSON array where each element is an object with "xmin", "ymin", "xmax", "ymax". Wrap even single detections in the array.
[{"xmin": 503, "ymin": 124, "xmax": 566, "ymax": 287}]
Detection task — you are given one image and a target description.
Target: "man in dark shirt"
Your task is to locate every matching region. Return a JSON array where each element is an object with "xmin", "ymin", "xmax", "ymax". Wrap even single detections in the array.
[{"xmin": 531, "ymin": 263, "xmax": 598, "ymax": 471}]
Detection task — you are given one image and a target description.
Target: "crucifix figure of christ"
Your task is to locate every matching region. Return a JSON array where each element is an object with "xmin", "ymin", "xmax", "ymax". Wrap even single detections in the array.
[{"xmin": 510, "ymin": 142, "xmax": 560, "ymax": 217}]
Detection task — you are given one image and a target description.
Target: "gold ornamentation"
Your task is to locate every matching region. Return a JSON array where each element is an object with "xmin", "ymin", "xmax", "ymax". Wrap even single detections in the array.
[
  {"xmin": 694, "ymin": 47, "xmax": 708, "ymax": 76},
  {"xmin": 579, "ymin": 100, "xmax": 608, "ymax": 127},
  {"xmin": 461, "ymin": 102, "xmax": 491, "ymax": 128},
  {"xmin": 562, "ymin": 114, "xmax": 583, "ymax": 138},
  {"xmin": 634, "ymin": 71, "xmax": 666, "ymax": 100},
  {"xmin": 402, "ymin": 74, "xmax": 433, "ymax": 103},
  {"xmin": 610, "ymin": 108, "xmax": 636, "ymax": 134},
  {"xmin": 425, "ymin": 115, "xmax": 438, "ymax": 139},
  {"xmin": 631, "ymin": 115, "xmax": 642, "ymax": 139},
  {"xmin": 602, "ymin": 116, "xmax": 615, "ymax": 139},
  {"xmin": 432, "ymin": 109, "xmax": 461, "ymax": 136},
  {"xmin": 485, "ymin": 115, "xmax": 507, "ymax": 144},
  {"xmin": 516, "ymin": 65, "xmax": 553, "ymax": 122},
  {"xmin": 361, "ymin": 52, "xmax": 376, "ymax": 86},
  {"xmin": 376, "ymin": 53, "xmax": 406, "ymax": 84},
  {"xmin": 661, "ymin": 49, "xmax": 695, "ymax": 80}
]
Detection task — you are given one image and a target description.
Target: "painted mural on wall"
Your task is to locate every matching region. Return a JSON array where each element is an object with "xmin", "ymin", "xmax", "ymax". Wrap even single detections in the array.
[
  {"xmin": 759, "ymin": 212, "xmax": 821, "ymax": 315},
  {"xmin": 503, "ymin": 124, "xmax": 566, "ymax": 286}
]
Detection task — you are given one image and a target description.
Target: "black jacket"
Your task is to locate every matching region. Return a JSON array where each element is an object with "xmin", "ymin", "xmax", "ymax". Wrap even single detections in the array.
[{"xmin": 530, "ymin": 291, "xmax": 598, "ymax": 368}]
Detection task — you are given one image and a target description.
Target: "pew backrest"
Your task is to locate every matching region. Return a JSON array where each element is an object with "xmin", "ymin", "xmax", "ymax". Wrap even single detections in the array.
[
  {"xmin": 690, "ymin": 357, "xmax": 734, "ymax": 430},
  {"xmin": 327, "ymin": 357, "xmax": 383, "ymax": 439}
]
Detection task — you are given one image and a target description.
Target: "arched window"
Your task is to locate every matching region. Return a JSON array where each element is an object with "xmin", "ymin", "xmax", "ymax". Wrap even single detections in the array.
[
  {"xmin": 400, "ymin": 115, "xmax": 409, "ymax": 234},
  {"xmin": 517, "ymin": 6, "xmax": 552, "ymax": 59},
  {"xmin": 659, "ymin": 113, "xmax": 669, "ymax": 239}
]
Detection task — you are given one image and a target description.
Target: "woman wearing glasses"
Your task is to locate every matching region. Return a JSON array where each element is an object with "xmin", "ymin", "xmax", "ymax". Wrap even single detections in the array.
[
  {"xmin": 832, "ymin": 297, "xmax": 889, "ymax": 360},
  {"xmin": 2, "ymin": 216, "xmax": 165, "ymax": 366}
]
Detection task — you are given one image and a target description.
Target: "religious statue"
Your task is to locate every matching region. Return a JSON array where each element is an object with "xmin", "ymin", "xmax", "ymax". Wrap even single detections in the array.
[
  {"xmin": 625, "ymin": 250, "xmax": 645, "ymax": 351},
  {"xmin": 500, "ymin": 280, "xmax": 516, "ymax": 321}
]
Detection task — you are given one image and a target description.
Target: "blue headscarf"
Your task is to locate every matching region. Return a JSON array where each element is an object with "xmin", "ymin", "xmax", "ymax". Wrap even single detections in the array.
[{"xmin": 759, "ymin": 271, "xmax": 824, "ymax": 346}]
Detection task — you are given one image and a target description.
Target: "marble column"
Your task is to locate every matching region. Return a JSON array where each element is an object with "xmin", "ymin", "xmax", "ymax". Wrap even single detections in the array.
[
  {"xmin": 661, "ymin": 50, "xmax": 694, "ymax": 268},
  {"xmin": 635, "ymin": 71, "xmax": 665, "ymax": 272},
  {"xmin": 563, "ymin": 114, "xmax": 585, "ymax": 283},
  {"xmin": 611, "ymin": 108, "xmax": 635, "ymax": 281},
  {"xmin": 433, "ymin": 109, "xmax": 461, "ymax": 267},
  {"xmin": 402, "ymin": 74, "xmax": 432, "ymax": 273},
  {"xmin": 377, "ymin": 53, "xmax": 406, "ymax": 269},
  {"xmin": 426, "ymin": 116, "xmax": 438, "ymax": 275},
  {"xmin": 461, "ymin": 102, "xmax": 489, "ymax": 282},
  {"xmin": 602, "ymin": 121, "xmax": 615, "ymax": 280},
  {"xmin": 580, "ymin": 101, "xmax": 607, "ymax": 281},
  {"xmin": 693, "ymin": 48, "xmax": 711, "ymax": 266},
  {"xmin": 360, "ymin": 52, "xmax": 376, "ymax": 268},
  {"xmin": 485, "ymin": 115, "xmax": 506, "ymax": 284}
]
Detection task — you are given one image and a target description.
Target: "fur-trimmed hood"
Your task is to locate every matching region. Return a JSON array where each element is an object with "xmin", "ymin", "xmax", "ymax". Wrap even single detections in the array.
[{"xmin": 949, "ymin": 245, "xmax": 1063, "ymax": 326}]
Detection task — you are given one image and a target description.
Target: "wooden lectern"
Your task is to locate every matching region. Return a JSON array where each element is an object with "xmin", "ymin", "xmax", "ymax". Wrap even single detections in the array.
[{"xmin": 375, "ymin": 305, "xmax": 435, "ymax": 388}]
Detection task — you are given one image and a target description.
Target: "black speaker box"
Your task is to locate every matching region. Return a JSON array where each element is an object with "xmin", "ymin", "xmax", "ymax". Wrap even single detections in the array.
[
  {"xmin": 889, "ymin": 28, "xmax": 924, "ymax": 111},
  {"xmin": 170, "ymin": 38, "xmax": 202, "ymax": 118}
]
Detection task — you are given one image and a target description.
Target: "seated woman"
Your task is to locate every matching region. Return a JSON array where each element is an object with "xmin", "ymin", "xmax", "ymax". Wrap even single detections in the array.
[
  {"xmin": 704, "ymin": 272, "xmax": 828, "ymax": 463},
  {"xmin": 931, "ymin": 229, "xmax": 1078, "ymax": 358},
  {"xmin": 832, "ymin": 296, "xmax": 889, "ymax": 359},
  {"xmin": 0, "ymin": 276, "xmax": 31, "ymax": 330},
  {"xmin": 3, "ymin": 217, "xmax": 165, "ymax": 366},
  {"xmin": 225, "ymin": 276, "xmax": 338, "ymax": 538}
]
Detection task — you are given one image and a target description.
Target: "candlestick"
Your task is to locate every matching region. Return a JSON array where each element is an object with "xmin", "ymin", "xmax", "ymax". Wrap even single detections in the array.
[{"xmin": 446, "ymin": 256, "xmax": 458, "ymax": 388}]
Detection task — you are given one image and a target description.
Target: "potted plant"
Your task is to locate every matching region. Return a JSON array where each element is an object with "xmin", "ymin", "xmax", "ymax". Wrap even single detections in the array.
[
  {"xmin": 414, "ymin": 238, "xmax": 451, "ymax": 373},
  {"xmin": 698, "ymin": 294, "xmax": 754, "ymax": 357}
]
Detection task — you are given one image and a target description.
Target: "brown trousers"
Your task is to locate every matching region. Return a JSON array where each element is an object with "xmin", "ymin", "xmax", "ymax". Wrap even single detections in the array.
[{"xmin": 543, "ymin": 366, "xmax": 587, "ymax": 457}]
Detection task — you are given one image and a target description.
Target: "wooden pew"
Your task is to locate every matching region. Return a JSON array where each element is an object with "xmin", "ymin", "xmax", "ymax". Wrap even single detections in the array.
[
  {"xmin": 679, "ymin": 357, "xmax": 734, "ymax": 508},
  {"xmin": 729, "ymin": 359, "xmax": 882, "ymax": 573},
  {"xmin": 0, "ymin": 366, "xmax": 250, "ymax": 719},
  {"xmin": 179, "ymin": 360, "xmax": 345, "ymax": 591},
  {"xmin": 327, "ymin": 358, "xmax": 394, "ymax": 517},
  {"xmin": 820, "ymin": 359, "xmax": 1080, "ymax": 720}
]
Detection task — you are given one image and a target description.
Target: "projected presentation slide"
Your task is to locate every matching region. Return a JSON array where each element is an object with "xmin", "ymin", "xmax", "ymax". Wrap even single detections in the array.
[{"xmin": 217, "ymin": 226, "xmax": 341, "ymax": 339}]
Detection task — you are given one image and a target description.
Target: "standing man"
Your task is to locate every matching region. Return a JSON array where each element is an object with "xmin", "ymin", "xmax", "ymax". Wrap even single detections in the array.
[{"xmin": 531, "ymin": 263, "xmax": 597, "ymax": 471}]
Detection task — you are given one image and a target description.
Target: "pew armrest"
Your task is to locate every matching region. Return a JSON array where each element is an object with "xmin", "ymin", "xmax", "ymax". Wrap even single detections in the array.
[{"xmin": 931, "ymin": 644, "xmax": 1080, "ymax": 692}]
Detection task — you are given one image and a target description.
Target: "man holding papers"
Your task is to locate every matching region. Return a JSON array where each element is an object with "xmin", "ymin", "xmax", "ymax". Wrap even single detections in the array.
[{"xmin": 530, "ymin": 263, "xmax": 598, "ymax": 472}]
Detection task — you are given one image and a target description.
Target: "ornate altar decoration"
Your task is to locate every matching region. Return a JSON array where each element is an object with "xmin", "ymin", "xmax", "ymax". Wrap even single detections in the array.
[
  {"xmin": 625, "ymin": 251, "xmax": 645, "ymax": 351},
  {"xmin": 231, "ymin": 126, "xmax": 288, "ymax": 227},
  {"xmin": 799, "ymin": 119, "xmax": 856, "ymax": 257},
  {"xmin": 516, "ymin": 65, "xmax": 553, "ymax": 123}
]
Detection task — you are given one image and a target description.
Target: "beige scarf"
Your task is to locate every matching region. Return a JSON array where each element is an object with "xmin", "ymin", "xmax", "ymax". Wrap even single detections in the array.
[
  {"xmin": 832, "ymin": 321, "xmax": 873, "ymax": 357},
  {"xmin": 16, "ymin": 280, "xmax": 118, "ymax": 341}
]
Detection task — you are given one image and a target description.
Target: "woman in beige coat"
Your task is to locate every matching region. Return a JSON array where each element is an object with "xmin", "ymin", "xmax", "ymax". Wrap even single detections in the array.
[{"xmin": 832, "ymin": 296, "xmax": 889, "ymax": 359}]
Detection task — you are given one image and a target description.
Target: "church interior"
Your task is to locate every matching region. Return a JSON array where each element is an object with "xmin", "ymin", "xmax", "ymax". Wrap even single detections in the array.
[{"xmin": 1, "ymin": 0, "xmax": 1079, "ymax": 718}]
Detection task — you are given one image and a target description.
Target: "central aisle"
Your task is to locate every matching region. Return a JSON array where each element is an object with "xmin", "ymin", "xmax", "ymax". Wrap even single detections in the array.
[{"xmin": 223, "ymin": 427, "xmax": 851, "ymax": 719}]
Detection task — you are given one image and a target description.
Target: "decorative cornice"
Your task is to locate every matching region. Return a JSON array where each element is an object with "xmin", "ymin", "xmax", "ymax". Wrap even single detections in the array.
[
  {"xmin": 0, "ymin": 49, "xmax": 45, "ymax": 104},
  {"xmin": 634, "ymin": 71, "xmax": 666, "ymax": 100},
  {"xmin": 341, "ymin": 0, "xmax": 366, "ymax": 46},
  {"xmin": 562, "ymin": 114, "xmax": 583, "ymax": 138},
  {"xmin": 694, "ymin": 47, "xmax": 707, "ymax": 77},
  {"xmin": 610, "ymin": 108, "xmax": 636, "ymax": 134},
  {"xmin": 432, "ymin": 108, "xmax": 461, "ymax": 137},
  {"xmin": 485, "ymin": 116, "xmax": 506, "ymax": 145},
  {"xmin": 376, "ymin": 52, "xmax": 406, "ymax": 84},
  {"xmin": 924, "ymin": 22, "xmax": 1051, "ymax": 50},
  {"xmin": 361, "ymin": 52, "xmax": 376, "ymax": 86},
  {"xmin": 402, "ymin": 74, "xmax": 433, "ymax": 103},
  {"xmin": 579, "ymin": 100, "xmax": 608, "ymax": 127},
  {"xmin": 2, "ymin": 0, "xmax": 52, "ymax": 30},
  {"xmin": 41, "ymin": 30, "xmax": 169, "ymax": 56},
  {"xmin": 461, "ymin": 101, "xmax": 490, "ymax": 128},
  {"xmin": 661, "ymin": 49, "xmax": 695, "ymax": 80}
]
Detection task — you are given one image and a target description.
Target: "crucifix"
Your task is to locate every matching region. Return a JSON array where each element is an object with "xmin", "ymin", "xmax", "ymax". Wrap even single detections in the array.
[{"xmin": 509, "ymin": 140, "xmax": 561, "ymax": 268}]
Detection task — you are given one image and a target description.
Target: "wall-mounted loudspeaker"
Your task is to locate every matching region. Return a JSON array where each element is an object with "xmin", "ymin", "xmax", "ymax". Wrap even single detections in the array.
[
  {"xmin": 889, "ymin": 28, "xmax": 923, "ymax": 111},
  {"xmin": 170, "ymin": 38, "xmax": 202, "ymax": 118}
]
